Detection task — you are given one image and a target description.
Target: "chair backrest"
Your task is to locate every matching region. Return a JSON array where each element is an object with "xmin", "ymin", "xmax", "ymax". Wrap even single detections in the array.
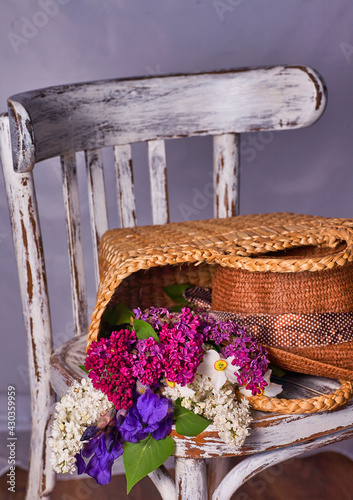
[{"xmin": 2, "ymin": 66, "xmax": 326, "ymax": 351}]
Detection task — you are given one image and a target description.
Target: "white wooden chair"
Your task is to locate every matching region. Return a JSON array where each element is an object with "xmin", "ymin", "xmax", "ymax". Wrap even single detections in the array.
[{"xmin": 1, "ymin": 66, "xmax": 353, "ymax": 500}]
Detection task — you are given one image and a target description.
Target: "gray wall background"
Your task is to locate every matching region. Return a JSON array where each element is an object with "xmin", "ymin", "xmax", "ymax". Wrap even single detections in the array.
[{"xmin": 0, "ymin": 0, "xmax": 353, "ymax": 463}]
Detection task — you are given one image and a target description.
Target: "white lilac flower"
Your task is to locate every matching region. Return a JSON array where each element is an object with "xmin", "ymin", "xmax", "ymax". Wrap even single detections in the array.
[
  {"xmin": 238, "ymin": 369, "xmax": 282, "ymax": 398},
  {"xmin": 196, "ymin": 349, "xmax": 240, "ymax": 392},
  {"xmin": 162, "ymin": 379, "xmax": 196, "ymax": 399},
  {"xmin": 164, "ymin": 373, "xmax": 252, "ymax": 447},
  {"xmin": 49, "ymin": 378, "xmax": 112, "ymax": 474}
]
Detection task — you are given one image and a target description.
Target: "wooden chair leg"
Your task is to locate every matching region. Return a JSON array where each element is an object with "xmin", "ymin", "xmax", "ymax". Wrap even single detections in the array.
[
  {"xmin": 148, "ymin": 465, "xmax": 176, "ymax": 500},
  {"xmin": 26, "ymin": 412, "xmax": 56, "ymax": 499},
  {"xmin": 211, "ymin": 428, "xmax": 353, "ymax": 500},
  {"xmin": 175, "ymin": 457, "xmax": 207, "ymax": 500}
]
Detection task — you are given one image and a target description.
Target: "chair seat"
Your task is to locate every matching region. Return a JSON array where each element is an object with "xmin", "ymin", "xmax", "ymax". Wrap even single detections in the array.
[{"xmin": 50, "ymin": 335, "xmax": 353, "ymax": 459}]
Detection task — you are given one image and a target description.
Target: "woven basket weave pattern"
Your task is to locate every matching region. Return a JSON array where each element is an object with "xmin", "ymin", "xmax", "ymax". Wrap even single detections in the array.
[
  {"xmin": 87, "ymin": 213, "xmax": 353, "ymax": 414},
  {"xmin": 89, "ymin": 213, "xmax": 353, "ymax": 346},
  {"xmin": 212, "ymin": 263, "xmax": 353, "ymax": 315}
]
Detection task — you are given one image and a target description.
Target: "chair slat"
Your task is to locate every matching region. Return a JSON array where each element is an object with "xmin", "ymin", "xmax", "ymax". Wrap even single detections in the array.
[
  {"xmin": 148, "ymin": 139, "xmax": 170, "ymax": 225},
  {"xmin": 85, "ymin": 149, "xmax": 109, "ymax": 288},
  {"xmin": 61, "ymin": 152, "xmax": 88, "ymax": 336},
  {"xmin": 213, "ymin": 133, "xmax": 240, "ymax": 218},
  {"xmin": 8, "ymin": 66, "xmax": 327, "ymax": 172},
  {"xmin": 113, "ymin": 144, "xmax": 137, "ymax": 228}
]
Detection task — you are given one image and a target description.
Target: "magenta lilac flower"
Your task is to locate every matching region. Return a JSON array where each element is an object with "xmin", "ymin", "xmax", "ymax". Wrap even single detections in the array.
[
  {"xmin": 85, "ymin": 329, "xmax": 137, "ymax": 410},
  {"xmin": 131, "ymin": 338, "xmax": 165, "ymax": 386},
  {"xmin": 222, "ymin": 336, "xmax": 269, "ymax": 395},
  {"xmin": 119, "ymin": 389, "xmax": 174, "ymax": 443},
  {"xmin": 159, "ymin": 308, "xmax": 204, "ymax": 385},
  {"xmin": 200, "ymin": 314, "xmax": 246, "ymax": 344},
  {"xmin": 134, "ymin": 306, "xmax": 170, "ymax": 331}
]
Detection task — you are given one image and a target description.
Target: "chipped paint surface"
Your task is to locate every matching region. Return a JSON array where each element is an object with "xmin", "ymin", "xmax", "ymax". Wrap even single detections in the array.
[
  {"xmin": 148, "ymin": 139, "xmax": 170, "ymax": 225},
  {"xmin": 85, "ymin": 148, "xmax": 109, "ymax": 288},
  {"xmin": 213, "ymin": 133, "xmax": 239, "ymax": 218},
  {"xmin": 0, "ymin": 114, "xmax": 55, "ymax": 498},
  {"xmin": 148, "ymin": 465, "xmax": 177, "ymax": 500},
  {"xmin": 61, "ymin": 152, "xmax": 89, "ymax": 337},
  {"xmin": 7, "ymin": 67, "xmax": 327, "ymax": 172},
  {"xmin": 113, "ymin": 144, "xmax": 137, "ymax": 228},
  {"xmin": 1, "ymin": 67, "xmax": 332, "ymax": 499}
]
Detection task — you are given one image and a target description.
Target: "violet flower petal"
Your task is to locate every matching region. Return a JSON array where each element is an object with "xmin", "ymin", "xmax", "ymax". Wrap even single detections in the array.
[
  {"xmin": 151, "ymin": 414, "xmax": 173, "ymax": 440},
  {"xmin": 75, "ymin": 453, "xmax": 87, "ymax": 475},
  {"xmin": 136, "ymin": 390, "xmax": 168, "ymax": 425}
]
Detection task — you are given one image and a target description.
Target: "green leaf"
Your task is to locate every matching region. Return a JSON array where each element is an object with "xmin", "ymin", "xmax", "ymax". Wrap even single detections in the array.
[
  {"xmin": 170, "ymin": 304, "xmax": 184, "ymax": 313},
  {"xmin": 164, "ymin": 283, "xmax": 191, "ymax": 305},
  {"xmin": 78, "ymin": 365, "xmax": 88, "ymax": 373},
  {"xmin": 123, "ymin": 435, "xmax": 174, "ymax": 493},
  {"xmin": 269, "ymin": 364, "xmax": 286, "ymax": 378},
  {"xmin": 133, "ymin": 319, "xmax": 160, "ymax": 342},
  {"xmin": 103, "ymin": 303, "xmax": 135, "ymax": 326},
  {"xmin": 174, "ymin": 403, "xmax": 211, "ymax": 437}
]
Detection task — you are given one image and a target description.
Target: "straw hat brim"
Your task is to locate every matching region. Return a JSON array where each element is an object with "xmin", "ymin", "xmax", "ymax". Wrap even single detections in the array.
[{"xmin": 88, "ymin": 213, "xmax": 353, "ymax": 383}]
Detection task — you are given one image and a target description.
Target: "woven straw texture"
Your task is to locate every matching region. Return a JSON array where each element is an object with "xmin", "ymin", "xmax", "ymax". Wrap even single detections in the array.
[
  {"xmin": 240, "ymin": 379, "xmax": 353, "ymax": 414},
  {"xmin": 89, "ymin": 212, "xmax": 353, "ymax": 346},
  {"xmin": 87, "ymin": 212, "xmax": 353, "ymax": 414}
]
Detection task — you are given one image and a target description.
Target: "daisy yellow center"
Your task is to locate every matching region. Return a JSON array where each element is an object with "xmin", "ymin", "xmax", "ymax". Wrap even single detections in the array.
[
  {"xmin": 214, "ymin": 359, "xmax": 228, "ymax": 371},
  {"xmin": 166, "ymin": 379, "xmax": 176, "ymax": 388}
]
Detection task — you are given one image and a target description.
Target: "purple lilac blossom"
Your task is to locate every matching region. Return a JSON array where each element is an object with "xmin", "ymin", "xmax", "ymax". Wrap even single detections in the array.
[
  {"xmin": 199, "ymin": 314, "xmax": 249, "ymax": 345},
  {"xmin": 131, "ymin": 337, "xmax": 165, "ymax": 386},
  {"xmin": 133, "ymin": 306, "xmax": 170, "ymax": 331},
  {"xmin": 159, "ymin": 308, "xmax": 204, "ymax": 385},
  {"xmin": 222, "ymin": 337, "xmax": 269, "ymax": 395}
]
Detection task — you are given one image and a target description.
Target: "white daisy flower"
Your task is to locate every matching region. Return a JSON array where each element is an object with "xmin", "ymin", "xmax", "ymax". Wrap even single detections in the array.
[{"xmin": 196, "ymin": 349, "xmax": 240, "ymax": 392}]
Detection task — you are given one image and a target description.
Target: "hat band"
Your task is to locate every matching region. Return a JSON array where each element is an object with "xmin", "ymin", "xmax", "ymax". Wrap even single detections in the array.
[{"xmin": 209, "ymin": 310, "xmax": 353, "ymax": 348}]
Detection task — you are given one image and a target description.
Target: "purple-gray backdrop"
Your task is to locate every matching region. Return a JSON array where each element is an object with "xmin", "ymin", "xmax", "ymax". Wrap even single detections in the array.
[{"xmin": 0, "ymin": 0, "xmax": 353, "ymax": 469}]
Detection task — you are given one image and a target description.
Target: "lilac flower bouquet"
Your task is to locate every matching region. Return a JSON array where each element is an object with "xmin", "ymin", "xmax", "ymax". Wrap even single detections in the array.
[{"xmin": 50, "ymin": 296, "xmax": 281, "ymax": 493}]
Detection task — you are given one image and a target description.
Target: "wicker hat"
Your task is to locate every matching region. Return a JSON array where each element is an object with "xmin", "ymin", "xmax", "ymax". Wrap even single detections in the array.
[{"xmin": 88, "ymin": 212, "xmax": 353, "ymax": 383}]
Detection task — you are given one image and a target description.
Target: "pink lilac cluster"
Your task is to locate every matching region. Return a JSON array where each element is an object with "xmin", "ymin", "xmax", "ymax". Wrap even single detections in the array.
[
  {"xmin": 198, "ymin": 313, "xmax": 269, "ymax": 395},
  {"xmin": 221, "ymin": 335, "xmax": 269, "ymax": 395},
  {"xmin": 158, "ymin": 308, "xmax": 204, "ymax": 385},
  {"xmin": 135, "ymin": 307, "xmax": 204, "ymax": 385},
  {"xmin": 85, "ymin": 329, "xmax": 137, "ymax": 410},
  {"xmin": 131, "ymin": 338, "xmax": 165, "ymax": 386},
  {"xmin": 133, "ymin": 306, "xmax": 170, "ymax": 331},
  {"xmin": 199, "ymin": 314, "xmax": 238, "ymax": 344}
]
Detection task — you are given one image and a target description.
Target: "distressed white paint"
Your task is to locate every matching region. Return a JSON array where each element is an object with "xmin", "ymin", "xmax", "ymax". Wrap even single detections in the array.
[
  {"xmin": 213, "ymin": 133, "xmax": 240, "ymax": 217},
  {"xmin": 3, "ymin": 68, "xmax": 350, "ymax": 500},
  {"xmin": 175, "ymin": 458, "xmax": 207, "ymax": 500},
  {"xmin": 61, "ymin": 152, "xmax": 88, "ymax": 336},
  {"xmin": 212, "ymin": 428, "xmax": 353, "ymax": 500},
  {"xmin": 85, "ymin": 148, "xmax": 109, "ymax": 287},
  {"xmin": 51, "ymin": 335, "xmax": 353, "ymax": 456},
  {"xmin": 148, "ymin": 139, "xmax": 169, "ymax": 224},
  {"xmin": 7, "ymin": 66, "xmax": 326, "ymax": 173},
  {"xmin": 7, "ymin": 100, "xmax": 35, "ymax": 173},
  {"xmin": 0, "ymin": 114, "xmax": 56, "ymax": 498},
  {"xmin": 172, "ymin": 400, "xmax": 353, "ymax": 458},
  {"xmin": 148, "ymin": 465, "xmax": 177, "ymax": 500},
  {"xmin": 113, "ymin": 144, "xmax": 137, "ymax": 228}
]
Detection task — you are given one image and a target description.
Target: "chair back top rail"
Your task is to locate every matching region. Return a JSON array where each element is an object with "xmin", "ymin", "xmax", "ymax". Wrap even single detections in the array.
[{"xmin": 7, "ymin": 65, "xmax": 327, "ymax": 173}]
